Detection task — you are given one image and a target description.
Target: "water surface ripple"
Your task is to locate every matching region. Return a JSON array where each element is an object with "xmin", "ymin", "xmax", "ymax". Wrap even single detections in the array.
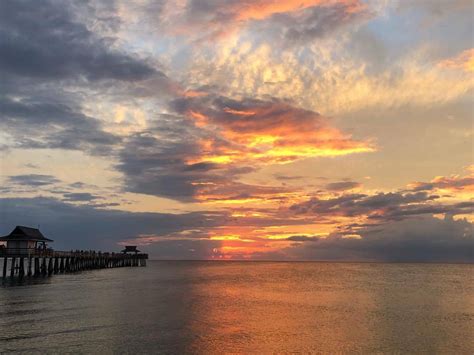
[{"xmin": 0, "ymin": 261, "xmax": 472, "ymax": 353}]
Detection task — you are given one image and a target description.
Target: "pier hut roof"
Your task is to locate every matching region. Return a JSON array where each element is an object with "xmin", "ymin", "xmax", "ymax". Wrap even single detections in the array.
[
  {"xmin": 0, "ymin": 226, "xmax": 53, "ymax": 242},
  {"xmin": 121, "ymin": 245, "xmax": 140, "ymax": 253}
]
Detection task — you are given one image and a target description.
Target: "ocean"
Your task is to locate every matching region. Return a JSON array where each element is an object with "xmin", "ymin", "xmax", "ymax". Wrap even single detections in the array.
[{"xmin": 0, "ymin": 261, "xmax": 473, "ymax": 353}]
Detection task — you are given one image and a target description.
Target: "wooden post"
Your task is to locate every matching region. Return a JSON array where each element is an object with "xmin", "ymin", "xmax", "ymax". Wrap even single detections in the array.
[
  {"xmin": 59, "ymin": 257, "xmax": 65, "ymax": 272},
  {"xmin": 41, "ymin": 257, "xmax": 47, "ymax": 276},
  {"xmin": 19, "ymin": 257, "xmax": 25, "ymax": 279},
  {"xmin": 27, "ymin": 256, "xmax": 32, "ymax": 277},
  {"xmin": 10, "ymin": 257, "xmax": 15, "ymax": 278},
  {"xmin": 48, "ymin": 257, "xmax": 53, "ymax": 276},
  {"xmin": 54, "ymin": 257, "xmax": 59, "ymax": 274},
  {"xmin": 34, "ymin": 257, "xmax": 40, "ymax": 276},
  {"xmin": 2, "ymin": 257, "xmax": 7, "ymax": 278}
]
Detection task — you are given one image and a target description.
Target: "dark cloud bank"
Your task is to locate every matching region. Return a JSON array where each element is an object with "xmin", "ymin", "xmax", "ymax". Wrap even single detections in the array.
[
  {"xmin": 0, "ymin": 0, "xmax": 154, "ymax": 82},
  {"xmin": 282, "ymin": 215, "xmax": 473, "ymax": 263},
  {"xmin": 0, "ymin": 197, "xmax": 472, "ymax": 262},
  {"xmin": 0, "ymin": 197, "xmax": 227, "ymax": 259}
]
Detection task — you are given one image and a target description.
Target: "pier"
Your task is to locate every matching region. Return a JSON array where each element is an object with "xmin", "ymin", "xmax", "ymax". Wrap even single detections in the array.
[{"xmin": 1, "ymin": 226, "xmax": 148, "ymax": 280}]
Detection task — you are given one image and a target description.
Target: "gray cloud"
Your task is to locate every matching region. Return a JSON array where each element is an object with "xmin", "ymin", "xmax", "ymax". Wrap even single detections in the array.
[
  {"xmin": 410, "ymin": 176, "xmax": 474, "ymax": 192},
  {"xmin": 23, "ymin": 163, "xmax": 39, "ymax": 169},
  {"xmin": 267, "ymin": 2, "xmax": 370, "ymax": 45},
  {"xmin": 0, "ymin": 96, "xmax": 120, "ymax": 154},
  {"xmin": 7, "ymin": 174, "xmax": 61, "ymax": 187},
  {"xmin": 156, "ymin": 0, "xmax": 369, "ymax": 44},
  {"xmin": 286, "ymin": 235, "xmax": 320, "ymax": 242},
  {"xmin": 0, "ymin": 197, "xmax": 227, "ymax": 254},
  {"xmin": 0, "ymin": 197, "xmax": 471, "ymax": 262},
  {"xmin": 116, "ymin": 93, "xmax": 370, "ymax": 201},
  {"xmin": 273, "ymin": 174, "xmax": 306, "ymax": 181},
  {"xmin": 62, "ymin": 192, "xmax": 101, "ymax": 202},
  {"xmin": 325, "ymin": 181, "xmax": 361, "ymax": 191},
  {"xmin": 0, "ymin": 0, "xmax": 168, "ymax": 156},
  {"xmin": 283, "ymin": 215, "xmax": 473, "ymax": 263},
  {"xmin": 0, "ymin": 0, "xmax": 155, "ymax": 82},
  {"xmin": 117, "ymin": 130, "xmax": 283, "ymax": 202},
  {"xmin": 117, "ymin": 130, "xmax": 207, "ymax": 201},
  {"xmin": 69, "ymin": 182, "xmax": 88, "ymax": 189},
  {"xmin": 115, "ymin": 107, "xmax": 284, "ymax": 201},
  {"xmin": 290, "ymin": 191, "xmax": 450, "ymax": 220}
]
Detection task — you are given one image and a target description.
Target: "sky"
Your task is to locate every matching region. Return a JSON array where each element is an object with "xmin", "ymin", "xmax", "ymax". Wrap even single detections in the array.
[{"xmin": 0, "ymin": 0, "xmax": 473, "ymax": 262}]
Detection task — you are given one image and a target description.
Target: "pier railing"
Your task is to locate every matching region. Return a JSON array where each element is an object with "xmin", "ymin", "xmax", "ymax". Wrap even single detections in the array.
[{"xmin": 0, "ymin": 248, "xmax": 148, "ymax": 258}]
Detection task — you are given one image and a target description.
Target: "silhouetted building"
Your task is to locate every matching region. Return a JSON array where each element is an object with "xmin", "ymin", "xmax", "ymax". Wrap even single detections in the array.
[
  {"xmin": 0, "ymin": 226, "xmax": 53, "ymax": 255},
  {"xmin": 121, "ymin": 246, "xmax": 140, "ymax": 254}
]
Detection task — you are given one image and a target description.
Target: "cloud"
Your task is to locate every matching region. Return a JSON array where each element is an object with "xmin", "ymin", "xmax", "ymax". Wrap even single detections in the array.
[
  {"xmin": 116, "ymin": 125, "xmax": 209, "ymax": 201},
  {"xmin": 158, "ymin": 0, "xmax": 367, "ymax": 42},
  {"xmin": 117, "ymin": 130, "xmax": 292, "ymax": 202},
  {"xmin": 23, "ymin": 163, "xmax": 39, "ymax": 169},
  {"xmin": 409, "ymin": 173, "xmax": 474, "ymax": 193},
  {"xmin": 0, "ymin": 0, "xmax": 174, "ymax": 156},
  {"xmin": 62, "ymin": 193, "xmax": 101, "ymax": 202},
  {"xmin": 0, "ymin": 197, "xmax": 227, "ymax": 254},
  {"xmin": 187, "ymin": 39, "xmax": 474, "ymax": 117},
  {"xmin": 0, "ymin": 197, "xmax": 471, "ymax": 262},
  {"xmin": 7, "ymin": 174, "xmax": 60, "ymax": 187},
  {"xmin": 285, "ymin": 235, "xmax": 320, "ymax": 242},
  {"xmin": 116, "ymin": 94, "xmax": 372, "ymax": 202},
  {"xmin": 325, "ymin": 181, "xmax": 361, "ymax": 191},
  {"xmin": 172, "ymin": 94, "xmax": 374, "ymax": 164},
  {"xmin": 258, "ymin": 0, "xmax": 370, "ymax": 45},
  {"xmin": 290, "ymin": 190, "xmax": 472, "ymax": 222},
  {"xmin": 273, "ymin": 174, "xmax": 307, "ymax": 181},
  {"xmin": 282, "ymin": 215, "xmax": 473, "ymax": 263},
  {"xmin": 438, "ymin": 49, "xmax": 474, "ymax": 73},
  {"xmin": 0, "ymin": 0, "xmax": 156, "ymax": 82},
  {"xmin": 0, "ymin": 96, "xmax": 120, "ymax": 154}
]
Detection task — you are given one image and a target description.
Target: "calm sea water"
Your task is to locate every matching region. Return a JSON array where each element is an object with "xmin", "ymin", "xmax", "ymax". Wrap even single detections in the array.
[{"xmin": 0, "ymin": 261, "xmax": 472, "ymax": 354}]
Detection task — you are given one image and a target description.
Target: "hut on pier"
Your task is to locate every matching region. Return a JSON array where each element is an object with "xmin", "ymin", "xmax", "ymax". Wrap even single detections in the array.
[
  {"xmin": 121, "ymin": 245, "xmax": 140, "ymax": 254},
  {"xmin": 0, "ymin": 226, "xmax": 53, "ymax": 255}
]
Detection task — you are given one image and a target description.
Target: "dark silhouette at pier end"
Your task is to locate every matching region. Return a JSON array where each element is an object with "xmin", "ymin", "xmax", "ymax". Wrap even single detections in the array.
[{"xmin": 121, "ymin": 245, "xmax": 140, "ymax": 254}]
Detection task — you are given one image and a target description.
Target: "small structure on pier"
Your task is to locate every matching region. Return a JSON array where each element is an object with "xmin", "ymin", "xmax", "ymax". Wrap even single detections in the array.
[
  {"xmin": 121, "ymin": 245, "xmax": 140, "ymax": 254},
  {"xmin": 0, "ymin": 226, "xmax": 53, "ymax": 255}
]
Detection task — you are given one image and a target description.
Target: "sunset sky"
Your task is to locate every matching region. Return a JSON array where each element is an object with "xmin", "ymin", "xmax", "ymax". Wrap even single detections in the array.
[{"xmin": 0, "ymin": 0, "xmax": 473, "ymax": 261}]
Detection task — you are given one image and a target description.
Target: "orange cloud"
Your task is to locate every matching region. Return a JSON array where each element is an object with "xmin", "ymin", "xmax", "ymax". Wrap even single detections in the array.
[
  {"xmin": 438, "ymin": 49, "xmax": 474, "ymax": 72},
  {"xmin": 164, "ymin": 0, "xmax": 367, "ymax": 40},
  {"xmin": 409, "ymin": 172, "xmax": 474, "ymax": 198},
  {"xmin": 180, "ymin": 96, "xmax": 374, "ymax": 166},
  {"xmin": 228, "ymin": 0, "xmax": 365, "ymax": 22}
]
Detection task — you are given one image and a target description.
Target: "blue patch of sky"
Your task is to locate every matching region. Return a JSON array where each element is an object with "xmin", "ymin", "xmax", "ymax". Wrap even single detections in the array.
[{"xmin": 366, "ymin": 4, "xmax": 473, "ymax": 61}]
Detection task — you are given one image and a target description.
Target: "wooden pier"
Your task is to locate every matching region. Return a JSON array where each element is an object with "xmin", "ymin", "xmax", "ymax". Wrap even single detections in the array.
[
  {"xmin": 1, "ymin": 249, "xmax": 148, "ymax": 279},
  {"xmin": 0, "ymin": 226, "xmax": 148, "ymax": 280}
]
